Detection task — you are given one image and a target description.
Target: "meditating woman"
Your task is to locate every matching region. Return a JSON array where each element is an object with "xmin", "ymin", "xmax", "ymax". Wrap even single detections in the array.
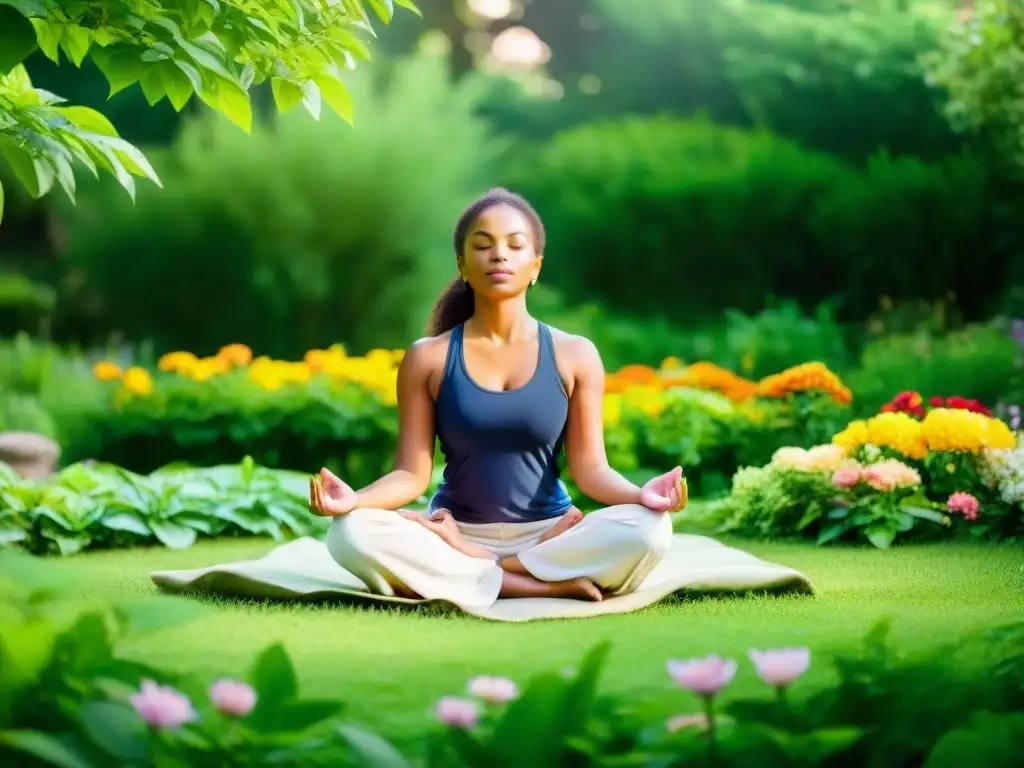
[{"xmin": 308, "ymin": 188, "xmax": 687, "ymax": 608}]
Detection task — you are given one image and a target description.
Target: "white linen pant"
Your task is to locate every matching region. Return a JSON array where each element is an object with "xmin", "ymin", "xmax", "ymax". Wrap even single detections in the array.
[{"xmin": 325, "ymin": 504, "xmax": 673, "ymax": 610}]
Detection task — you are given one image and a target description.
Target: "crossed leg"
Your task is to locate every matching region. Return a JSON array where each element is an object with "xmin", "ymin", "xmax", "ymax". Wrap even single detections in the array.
[{"xmin": 325, "ymin": 505, "xmax": 672, "ymax": 609}]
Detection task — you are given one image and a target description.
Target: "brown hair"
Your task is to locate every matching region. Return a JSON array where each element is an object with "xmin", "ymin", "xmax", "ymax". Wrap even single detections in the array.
[{"xmin": 427, "ymin": 187, "xmax": 546, "ymax": 336}]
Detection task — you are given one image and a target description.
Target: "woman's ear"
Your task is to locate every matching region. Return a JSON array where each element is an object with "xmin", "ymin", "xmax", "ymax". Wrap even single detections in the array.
[{"xmin": 531, "ymin": 254, "xmax": 544, "ymax": 283}]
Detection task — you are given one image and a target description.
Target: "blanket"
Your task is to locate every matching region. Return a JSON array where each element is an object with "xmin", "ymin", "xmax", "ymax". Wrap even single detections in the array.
[{"xmin": 151, "ymin": 534, "xmax": 814, "ymax": 622}]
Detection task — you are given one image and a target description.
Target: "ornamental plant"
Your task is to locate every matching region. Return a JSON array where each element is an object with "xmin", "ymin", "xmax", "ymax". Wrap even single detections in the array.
[
  {"xmin": 881, "ymin": 390, "xmax": 993, "ymax": 418},
  {"xmin": 0, "ymin": 0, "xmax": 417, "ymax": 222}
]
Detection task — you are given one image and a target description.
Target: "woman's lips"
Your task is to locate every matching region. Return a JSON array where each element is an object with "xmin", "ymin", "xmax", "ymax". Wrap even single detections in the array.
[{"xmin": 486, "ymin": 270, "xmax": 514, "ymax": 281}]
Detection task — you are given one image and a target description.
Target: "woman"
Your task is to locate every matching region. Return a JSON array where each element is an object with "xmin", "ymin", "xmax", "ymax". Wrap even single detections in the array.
[{"xmin": 309, "ymin": 188, "xmax": 686, "ymax": 608}]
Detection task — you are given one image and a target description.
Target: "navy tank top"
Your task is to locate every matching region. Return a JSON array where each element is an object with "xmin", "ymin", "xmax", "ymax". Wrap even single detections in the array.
[{"xmin": 428, "ymin": 321, "xmax": 574, "ymax": 525}]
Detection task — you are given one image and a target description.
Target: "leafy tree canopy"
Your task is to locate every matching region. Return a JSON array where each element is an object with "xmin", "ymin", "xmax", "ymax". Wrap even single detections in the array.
[{"xmin": 0, "ymin": 0, "xmax": 417, "ymax": 224}]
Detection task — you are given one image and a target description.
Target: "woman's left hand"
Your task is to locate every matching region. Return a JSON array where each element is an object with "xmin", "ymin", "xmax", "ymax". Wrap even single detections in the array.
[{"xmin": 639, "ymin": 466, "xmax": 688, "ymax": 513}]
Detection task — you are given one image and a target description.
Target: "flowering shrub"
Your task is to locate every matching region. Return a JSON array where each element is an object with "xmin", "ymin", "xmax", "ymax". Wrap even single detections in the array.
[
  {"xmin": 880, "ymin": 390, "xmax": 994, "ymax": 419},
  {"xmin": 756, "ymin": 362, "xmax": 853, "ymax": 405},
  {"xmin": 715, "ymin": 404, "xmax": 1022, "ymax": 545}
]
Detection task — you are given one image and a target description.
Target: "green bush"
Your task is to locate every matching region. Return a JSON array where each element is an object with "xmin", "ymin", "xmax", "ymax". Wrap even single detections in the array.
[
  {"xmin": 0, "ymin": 457, "xmax": 327, "ymax": 555},
  {"xmin": 510, "ymin": 115, "xmax": 1008, "ymax": 326},
  {"xmin": 58, "ymin": 52, "xmax": 504, "ymax": 359},
  {"xmin": 582, "ymin": 0, "xmax": 958, "ymax": 160},
  {"xmin": 846, "ymin": 324, "xmax": 1020, "ymax": 416}
]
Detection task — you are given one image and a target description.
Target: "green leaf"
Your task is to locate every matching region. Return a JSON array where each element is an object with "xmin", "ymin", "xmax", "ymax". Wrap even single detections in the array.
[
  {"xmin": 212, "ymin": 78, "xmax": 253, "ymax": 133},
  {"xmin": 0, "ymin": 177, "xmax": 4, "ymax": 226},
  {"xmin": 79, "ymin": 702, "xmax": 148, "ymax": 763},
  {"xmin": 0, "ymin": 546, "xmax": 77, "ymax": 596},
  {"xmin": 336, "ymin": 723, "xmax": 414, "ymax": 768},
  {"xmin": 0, "ymin": 135, "xmax": 42, "ymax": 197},
  {"xmin": 29, "ymin": 18, "xmax": 62, "ymax": 63},
  {"xmin": 112, "ymin": 595, "xmax": 209, "ymax": 636},
  {"xmin": 563, "ymin": 641, "xmax": 611, "ymax": 738},
  {"xmin": 267, "ymin": 699, "xmax": 345, "ymax": 733},
  {"xmin": 0, "ymin": 7, "xmax": 38, "ymax": 74},
  {"xmin": 491, "ymin": 672, "xmax": 572, "ymax": 768},
  {"xmin": 925, "ymin": 712, "xmax": 1024, "ymax": 768},
  {"xmin": 59, "ymin": 25, "xmax": 91, "ymax": 67},
  {"xmin": 251, "ymin": 643, "xmax": 298, "ymax": 705},
  {"xmin": 315, "ymin": 74, "xmax": 354, "ymax": 124},
  {"xmin": 58, "ymin": 105, "xmax": 119, "ymax": 137},
  {"xmin": 149, "ymin": 520, "xmax": 196, "ymax": 549},
  {"xmin": 91, "ymin": 45, "xmax": 142, "ymax": 97},
  {"xmin": 271, "ymin": 78, "xmax": 303, "ymax": 112},
  {"xmin": 139, "ymin": 67, "xmax": 167, "ymax": 106},
  {"xmin": 369, "ymin": 0, "xmax": 394, "ymax": 23},
  {"xmin": 0, "ymin": 730, "xmax": 96, "ymax": 768},
  {"xmin": 159, "ymin": 60, "xmax": 194, "ymax": 111},
  {"xmin": 902, "ymin": 505, "xmax": 946, "ymax": 524},
  {"xmin": 101, "ymin": 512, "xmax": 151, "ymax": 536},
  {"xmin": 393, "ymin": 0, "xmax": 421, "ymax": 16},
  {"xmin": 300, "ymin": 80, "xmax": 322, "ymax": 120},
  {"xmin": 865, "ymin": 523, "xmax": 897, "ymax": 549},
  {"xmin": 816, "ymin": 520, "xmax": 848, "ymax": 545}
]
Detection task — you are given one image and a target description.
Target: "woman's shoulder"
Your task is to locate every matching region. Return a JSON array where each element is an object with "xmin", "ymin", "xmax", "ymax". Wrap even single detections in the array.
[
  {"xmin": 546, "ymin": 325, "xmax": 602, "ymax": 362},
  {"xmin": 402, "ymin": 332, "xmax": 453, "ymax": 372}
]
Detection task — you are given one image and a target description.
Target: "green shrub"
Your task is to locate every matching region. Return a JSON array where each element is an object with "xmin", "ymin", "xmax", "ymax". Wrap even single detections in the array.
[
  {"xmin": 583, "ymin": 0, "xmax": 958, "ymax": 160},
  {"xmin": 510, "ymin": 115, "xmax": 1006, "ymax": 326},
  {"xmin": 58, "ymin": 52, "xmax": 504, "ymax": 359},
  {"xmin": 0, "ymin": 457, "xmax": 327, "ymax": 555},
  {"xmin": 846, "ymin": 324, "xmax": 1019, "ymax": 416}
]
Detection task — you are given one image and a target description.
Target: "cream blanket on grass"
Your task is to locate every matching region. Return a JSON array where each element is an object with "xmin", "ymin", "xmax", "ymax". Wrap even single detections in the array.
[{"xmin": 151, "ymin": 534, "xmax": 815, "ymax": 622}]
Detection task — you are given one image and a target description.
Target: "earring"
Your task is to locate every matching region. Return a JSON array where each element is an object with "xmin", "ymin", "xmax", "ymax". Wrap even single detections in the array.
[{"xmin": 530, "ymin": 278, "xmax": 538, "ymax": 286}]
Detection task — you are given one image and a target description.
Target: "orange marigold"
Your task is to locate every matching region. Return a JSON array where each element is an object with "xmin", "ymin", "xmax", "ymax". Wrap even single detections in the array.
[
  {"xmin": 757, "ymin": 362, "xmax": 852, "ymax": 404},
  {"xmin": 663, "ymin": 361, "xmax": 758, "ymax": 402},
  {"xmin": 217, "ymin": 343, "xmax": 253, "ymax": 367},
  {"xmin": 606, "ymin": 364, "xmax": 662, "ymax": 393}
]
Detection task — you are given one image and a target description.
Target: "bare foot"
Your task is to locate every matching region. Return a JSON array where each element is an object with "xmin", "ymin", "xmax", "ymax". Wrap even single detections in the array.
[
  {"xmin": 539, "ymin": 509, "xmax": 584, "ymax": 543},
  {"xmin": 554, "ymin": 577, "xmax": 603, "ymax": 602}
]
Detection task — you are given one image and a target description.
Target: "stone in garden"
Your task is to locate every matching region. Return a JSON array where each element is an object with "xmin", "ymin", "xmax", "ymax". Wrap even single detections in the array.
[{"xmin": 0, "ymin": 431, "xmax": 61, "ymax": 479}]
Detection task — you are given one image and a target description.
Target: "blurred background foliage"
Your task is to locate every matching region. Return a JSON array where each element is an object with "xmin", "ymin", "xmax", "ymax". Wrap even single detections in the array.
[{"xmin": 2, "ymin": 0, "xmax": 1023, "ymax": 443}]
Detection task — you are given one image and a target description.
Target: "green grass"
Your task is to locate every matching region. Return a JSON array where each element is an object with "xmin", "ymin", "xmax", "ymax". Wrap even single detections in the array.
[{"xmin": 50, "ymin": 535, "xmax": 1024, "ymax": 749}]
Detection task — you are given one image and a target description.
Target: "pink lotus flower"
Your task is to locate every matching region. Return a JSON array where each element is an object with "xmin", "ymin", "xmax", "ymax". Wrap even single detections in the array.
[
  {"xmin": 947, "ymin": 492, "xmax": 980, "ymax": 521},
  {"xmin": 666, "ymin": 712, "xmax": 709, "ymax": 733},
  {"xmin": 831, "ymin": 466, "xmax": 861, "ymax": 488},
  {"xmin": 748, "ymin": 648, "xmax": 811, "ymax": 688},
  {"xmin": 666, "ymin": 655, "xmax": 737, "ymax": 696},
  {"xmin": 209, "ymin": 678, "xmax": 257, "ymax": 717},
  {"xmin": 467, "ymin": 675, "xmax": 519, "ymax": 704},
  {"xmin": 434, "ymin": 696, "xmax": 480, "ymax": 729},
  {"xmin": 130, "ymin": 679, "xmax": 198, "ymax": 729}
]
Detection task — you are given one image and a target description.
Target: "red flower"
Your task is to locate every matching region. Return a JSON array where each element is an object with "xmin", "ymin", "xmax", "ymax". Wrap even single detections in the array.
[{"xmin": 929, "ymin": 396, "xmax": 944, "ymax": 407}]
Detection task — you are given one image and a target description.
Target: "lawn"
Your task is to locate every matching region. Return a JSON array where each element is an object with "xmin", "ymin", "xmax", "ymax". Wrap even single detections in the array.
[{"xmin": 51, "ymin": 534, "xmax": 1024, "ymax": 751}]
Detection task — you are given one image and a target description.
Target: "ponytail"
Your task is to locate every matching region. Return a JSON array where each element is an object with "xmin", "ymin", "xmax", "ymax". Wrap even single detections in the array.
[{"xmin": 428, "ymin": 276, "xmax": 475, "ymax": 336}]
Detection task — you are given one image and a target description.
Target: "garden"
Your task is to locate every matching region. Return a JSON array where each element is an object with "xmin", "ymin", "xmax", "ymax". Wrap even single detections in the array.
[{"xmin": 2, "ymin": 0, "xmax": 1024, "ymax": 766}]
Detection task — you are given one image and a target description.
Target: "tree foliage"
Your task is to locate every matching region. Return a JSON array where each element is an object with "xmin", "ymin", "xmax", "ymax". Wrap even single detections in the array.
[
  {"xmin": 0, "ymin": 0, "xmax": 417, "ymax": 224},
  {"xmin": 924, "ymin": 0, "xmax": 1024, "ymax": 170}
]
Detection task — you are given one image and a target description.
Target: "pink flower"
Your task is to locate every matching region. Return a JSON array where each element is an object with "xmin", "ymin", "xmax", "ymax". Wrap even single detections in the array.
[
  {"xmin": 467, "ymin": 675, "xmax": 519, "ymax": 704},
  {"xmin": 748, "ymin": 648, "xmax": 811, "ymax": 688},
  {"xmin": 947, "ymin": 492, "xmax": 980, "ymax": 521},
  {"xmin": 666, "ymin": 713, "xmax": 709, "ymax": 733},
  {"xmin": 434, "ymin": 696, "xmax": 480, "ymax": 729},
  {"xmin": 862, "ymin": 460, "xmax": 921, "ymax": 492},
  {"xmin": 831, "ymin": 466, "xmax": 861, "ymax": 488},
  {"xmin": 666, "ymin": 655, "xmax": 737, "ymax": 696},
  {"xmin": 130, "ymin": 679, "xmax": 198, "ymax": 729},
  {"xmin": 209, "ymin": 678, "xmax": 257, "ymax": 717}
]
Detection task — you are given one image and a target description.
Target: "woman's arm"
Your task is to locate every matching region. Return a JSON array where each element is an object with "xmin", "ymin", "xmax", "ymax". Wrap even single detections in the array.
[
  {"xmin": 351, "ymin": 340, "xmax": 438, "ymax": 511},
  {"xmin": 562, "ymin": 337, "xmax": 644, "ymax": 507}
]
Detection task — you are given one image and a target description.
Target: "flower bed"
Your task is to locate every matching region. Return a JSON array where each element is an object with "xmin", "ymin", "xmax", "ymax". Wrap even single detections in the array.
[
  {"xmin": 708, "ymin": 394, "xmax": 1021, "ymax": 546},
  {"xmin": 75, "ymin": 346, "xmax": 856, "ymax": 496},
  {"xmin": 0, "ymin": 457, "xmax": 328, "ymax": 555},
  {"xmin": 2, "ymin": 550, "xmax": 1021, "ymax": 767}
]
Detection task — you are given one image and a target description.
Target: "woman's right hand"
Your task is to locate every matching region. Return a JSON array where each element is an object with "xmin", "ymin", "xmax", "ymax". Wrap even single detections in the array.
[{"xmin": 309, "ymin": 468, "xmax": 359, "ymax": 517}]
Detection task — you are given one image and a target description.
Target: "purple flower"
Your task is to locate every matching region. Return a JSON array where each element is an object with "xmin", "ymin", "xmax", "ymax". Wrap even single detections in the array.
[{"xmin": 130, "ymin": 679, "xmax": 198, "ymax": 729}]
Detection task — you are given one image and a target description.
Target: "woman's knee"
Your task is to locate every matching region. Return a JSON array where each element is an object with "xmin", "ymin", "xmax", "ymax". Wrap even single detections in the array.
[
  {"xmin": 611, "ymin": 504, "xmax": 674, "ymax": 557},
  {"xmin": 324, "ymin": 508, "xmax": 393, "ymax": 567}
]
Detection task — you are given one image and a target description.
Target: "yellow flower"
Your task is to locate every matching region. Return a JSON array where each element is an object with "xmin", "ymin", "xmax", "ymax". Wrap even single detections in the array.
[
  {"xmin": 189, "ymin": 356, "xmax": 231, "ymax": 382},
  {"xmin": 122, "ymin": 366, "xmax": 154, "ymax": 396},
  {"xmin": 603, "ymin": 393, "xmax": 623, "ymax": 426},
  {"xmin": 921, "ymin": 408, "xmax": 1017, "ymax": 454},
  {"xmin": 93, "ymin": 361, "xmax": 122, "ymax": 381},
  {"xmin": 622, "ymin": 385, "xmax": 665, "ymax": 418},
  {"xmin": 946, "ymin": 462, "xmax": 956, "ymax": 474},
  {"xmin": 660, "ymin": 356, "xmax": 684, "ymax": 370},
  {"xmin": 866, "ymin": 412, "xmax": 928, "ymax": 460},
  {"xmin": 217, "ymin": 344, "xmax": 253, "ymax": 367},
  {"xmin": 158, "ymin": 351, "xmax": 198, "ymax": 374},
  {"xmin": 833, "ymin": 419, "xmax": 869, "ymax": 454},
  {"xmin": 770, "ymin": 444, "xmax": 848, "ymax": 473}
]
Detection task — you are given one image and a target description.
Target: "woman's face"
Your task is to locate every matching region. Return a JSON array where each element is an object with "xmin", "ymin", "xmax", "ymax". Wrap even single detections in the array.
[{"xmin": 459, "ymin": 204, "xmax": 541, "ymax": 299}]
